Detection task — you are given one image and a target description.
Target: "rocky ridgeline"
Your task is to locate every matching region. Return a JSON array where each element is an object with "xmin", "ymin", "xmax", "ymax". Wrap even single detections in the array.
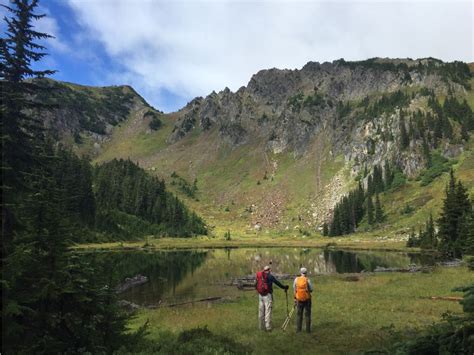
[
  {"xmin": 29, "ymin": 78, "xmax": 159, "ymax": 154},
  {"xmin": 169, "ymin": 58, "xmax": 470, "ymax": 177}
]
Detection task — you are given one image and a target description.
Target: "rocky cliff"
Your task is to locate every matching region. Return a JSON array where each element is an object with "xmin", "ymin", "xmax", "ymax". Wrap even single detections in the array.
[{"xmin": 169, "ymin": 58, "xmax": 471, "ymax": 178}]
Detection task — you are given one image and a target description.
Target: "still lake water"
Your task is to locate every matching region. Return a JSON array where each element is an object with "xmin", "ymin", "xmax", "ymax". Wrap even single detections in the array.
[{"xmin": 84, "ymin": 248, "xmax": 434, "ymax": 306}]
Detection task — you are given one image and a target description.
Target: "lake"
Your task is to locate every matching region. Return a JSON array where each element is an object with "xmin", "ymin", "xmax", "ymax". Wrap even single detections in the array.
[{"xmin": 83, "ymin": 248, "xmax": 435, "ymax": 306}]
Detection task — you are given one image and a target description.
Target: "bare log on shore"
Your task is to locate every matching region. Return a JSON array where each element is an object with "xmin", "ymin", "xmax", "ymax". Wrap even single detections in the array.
[
  {"xmin": 373, "ymin": 266, "xmax": 432, "ymax": 273},
  {"xmin": 116, "ymin": 274, "xmax": 148, "ymax": 293},
  {"xmin": 117, "ymin": 300, "xmax": 141, "ymax": 312},
  {"xmin": 147, "ymin": 296, "xmax": 226, "ymax": 309},
  {"xmin": 436, "ymin": 259, "xmax": 462, "ymax": 267},
  {"xmin": 426, "ymin": 296, "xmax": 463, "ymax": 301}
]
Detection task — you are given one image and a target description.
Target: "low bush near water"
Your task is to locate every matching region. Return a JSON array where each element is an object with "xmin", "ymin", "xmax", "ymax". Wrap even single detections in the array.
[{"xmin": 117, "ymin": 327, "xmax": 251, "ymax": 354}]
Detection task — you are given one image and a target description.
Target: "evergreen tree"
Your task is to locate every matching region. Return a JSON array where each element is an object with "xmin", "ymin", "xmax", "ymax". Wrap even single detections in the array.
[
  {"xmin": 422, "ymin": 137, "xmax": 432, "ymax": 167},
  {"xmin": 375, "ymin": 193, "xmax": 385, "ymax": 223},
  {"xmin": 328, "ymin": 182, "xmax": 367, "ymax": 237},
  {"xmin": 355, "ymin": 181, "xmax": 365, "ymax": 222},
  {"xmin": 437, "ymin": 170, "xmax": 472, "ymax": 257},
  {"xmin": 1, "ymin": 2, "xmax": 140, "ymax": 352},
  {"xmin": 419, "ymin": 214, "xmax": 437, "ymax": 249},
  {"xmin": 457, "ymin": 212, "xmax": 474, "ymax": 255},
  {"xmin": 367, "ymin": 195, "xmax": 374, "ymax": 225},
  {"xmin": 383, "ymin": 161, "xmax": 394, "ymax": 190},
  {"xmin": 399, "ymin": 111, "xmax": 410, "ymax": 149},
  {"xmin": 408, "ymin": 117, "xmax": 415, "ymax": 140},
  {"xmin": 322, "ymin": 222, "xmax": 328, "ymax": 236},
  {"xmin": 94, "ymin": 159, "xmax": 207, "ymax": 237},
  {"xmin": 329, "ymin": 208, "xmax": 341, "ymax": 237},
  {"xmin": 406, "ymin": 228, "xmax": 419, "ymax": 247},
  {"xmin": 372, "ymin": 165, "xmax": 384, "ymax": 193},
  {"xmin": 367, "ymin": 175, "xmax": 374, "ymax": 197}
]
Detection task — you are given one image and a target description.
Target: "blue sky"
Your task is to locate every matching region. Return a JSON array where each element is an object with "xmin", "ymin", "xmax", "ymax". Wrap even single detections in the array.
[{"xmin": 2, "ymin": 0, "xmax": 473, "ymax": 112}]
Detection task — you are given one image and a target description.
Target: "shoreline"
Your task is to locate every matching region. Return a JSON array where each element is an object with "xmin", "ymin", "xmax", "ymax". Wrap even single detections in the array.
[{"xmin": 71, "ymin": 235, "xmax": 430, "ymax": 254}]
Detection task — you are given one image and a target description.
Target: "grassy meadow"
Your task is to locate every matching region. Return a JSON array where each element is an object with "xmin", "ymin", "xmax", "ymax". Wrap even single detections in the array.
[
  {"xmin": 128, "ymin": 266, "xmax": 471, "ymax": 354},
  {"xmin": 83, "ymin": 74, "xmax": 474, "ymax": 354}
]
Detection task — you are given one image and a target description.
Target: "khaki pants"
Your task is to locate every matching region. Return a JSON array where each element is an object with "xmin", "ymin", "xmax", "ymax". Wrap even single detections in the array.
[{"xmin": 258, "ymin": 293, "xmax": 273, "ymax": 330}]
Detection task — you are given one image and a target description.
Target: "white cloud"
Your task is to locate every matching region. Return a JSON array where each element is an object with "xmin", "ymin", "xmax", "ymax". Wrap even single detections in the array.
[{"xmin": 66, "ymin": 0, "xmax": 473, "ymax": 112}]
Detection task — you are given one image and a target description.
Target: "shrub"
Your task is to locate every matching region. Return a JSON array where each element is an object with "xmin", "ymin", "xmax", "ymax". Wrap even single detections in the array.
[
  {"xmin": 299, "ymin": 229, "xmax": 312, "ymax": 237},
  {"xmin": 149, "ymin": 116, "xmax": 162, "ymax": 130},
  {"xmin": 467, "ymin": 257, "xmax": 474, "ymax": 271},
  {"xmin": 145, "ymin": 111, "xmax": 163, "ymax": 130},
  {"xmin": 419, "ymin": 153, "xmax": 452, "ymax": 186},
  {"xmin": 390, "ymin": 170, "xmax": 406, "ymax": 190},
  {"xmin": 173, "ymin": 327, "xmax": 250, "ymax": 354},
  {"xmin": 401, "ymin": 204, "xmax": 415, "ymax": 215},
  {"xmin": 118, "ymin": 327, "xmax": 251, "ymax": 354}
]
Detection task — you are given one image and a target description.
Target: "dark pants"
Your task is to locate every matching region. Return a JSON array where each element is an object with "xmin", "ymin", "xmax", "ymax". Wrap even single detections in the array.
[{"xmin": 296, "ymin": 300, "xmax": 311, "ymax": 333}]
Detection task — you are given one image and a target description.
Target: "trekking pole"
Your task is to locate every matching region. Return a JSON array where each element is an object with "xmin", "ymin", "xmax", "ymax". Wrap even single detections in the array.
[
  {"xmin": 281, "ymin": 304, "xmax": 295, "ymax": 331},
  {"xmin": 285, "ymin": 289, "xmax": 289, "ymax": 317}
]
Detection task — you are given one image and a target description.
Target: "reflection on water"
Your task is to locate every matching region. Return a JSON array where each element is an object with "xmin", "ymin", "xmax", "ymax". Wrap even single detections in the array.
[{"xmin": 83, "ymin": 248, "xmax": 435, "ymax": 305}]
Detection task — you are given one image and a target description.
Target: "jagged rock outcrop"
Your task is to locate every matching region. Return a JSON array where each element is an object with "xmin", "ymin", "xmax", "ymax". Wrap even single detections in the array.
[{"xmin": 168, "ymin": 58, "xmax": 471, "ymax": 178}]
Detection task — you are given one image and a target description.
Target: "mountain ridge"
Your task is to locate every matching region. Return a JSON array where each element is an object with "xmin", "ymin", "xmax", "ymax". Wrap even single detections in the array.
[{"xmin": 34, "ymin": 57, "xmax": 474, "ymax": 236}]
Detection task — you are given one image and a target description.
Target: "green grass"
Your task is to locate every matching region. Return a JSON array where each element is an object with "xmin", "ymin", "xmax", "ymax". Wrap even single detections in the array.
[
  {"xmin": 464, "ymin": 77, "xmax": 474, "ymax": 109},
  {"xmin": 129, "ymin": 266, "xmax": 472, "ymax": 354},
  {"xmin": 96, "ymin": 110, "xmax": 176, "ymax": 163},
  {"xmin": 72, "ymin": 233, "xmax": 416, "ymax": 252}
]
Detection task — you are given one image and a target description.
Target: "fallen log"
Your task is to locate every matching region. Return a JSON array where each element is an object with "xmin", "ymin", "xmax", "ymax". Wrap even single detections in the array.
[
  {"xmin": 374, "ymin": 266, "xmax": 432, "ymax": 273},
  {"xmin": 147, "ymin": 296, "xmax": 223, "ymax": 309},
  {"xmin": 426, "ymin": 296, "xmax": 463, "ymax": 301},
  {"xmin": 436, "ymin": 260, "xmax": 462, "ymax": 267},
  {"xmin": 117, "ymin": 299, "xmax": 141, "ymax": 312}
]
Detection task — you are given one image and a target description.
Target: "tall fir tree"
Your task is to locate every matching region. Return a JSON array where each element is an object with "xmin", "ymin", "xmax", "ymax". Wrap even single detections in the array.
[
  {"xmin": 419, "ymin": 214, "xmax": 437, "ymax": 249},
  {"xmin": 422, "ymin": 137, "xmax": 432, "ymax": 167},
  {"xmin": 322, "ymin": 222, "xmax": 329, "ymax": 236},
  {"xmin": 375, "ymin": 193, "xmax": 385, "ymax": 223},
  {"xmin": 367, "ymin": 195, "xmax": 374, "ymax": 225},
  {"xmin": 406, "ymin": 228, "xmax": 419, "ymax": 247},
  {"xmin": 1, "ymin": 2, "xmax": 138, "ymax": 352},
  {"xmin": 383, "ymin": 161, "xmax": 394, "ymax": 190},
  {"xmin": 399, "ymin": 111, "xmax": 410, "ymax": 149},
  {"xmin": 367, "ymin": 175, "xmax": 374, "ymax": 197},
  {"xmin": 437, "ymin": 170, "xmax": 472, "ymax": 257}
]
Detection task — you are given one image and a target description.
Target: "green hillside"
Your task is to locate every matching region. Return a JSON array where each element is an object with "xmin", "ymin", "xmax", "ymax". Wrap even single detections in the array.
[
  {"xmin": 93, "ymin": 71, "xmax": 474, "ymax": 240},
  {"xmin": 23, "ymin": 60, "xmax": 473, "ymax": 241}
]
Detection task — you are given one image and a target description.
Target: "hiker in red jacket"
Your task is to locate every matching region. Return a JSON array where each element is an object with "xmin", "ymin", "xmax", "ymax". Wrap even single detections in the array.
[{"xmin": 255, "ymin": 265, "xmax": 289, "ymax": 331}]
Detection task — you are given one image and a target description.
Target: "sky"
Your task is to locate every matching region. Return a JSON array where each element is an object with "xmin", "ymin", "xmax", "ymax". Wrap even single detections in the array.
[{"xmin": 1, "ymin": 0, "xmax": 473, "ymax": 112}]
